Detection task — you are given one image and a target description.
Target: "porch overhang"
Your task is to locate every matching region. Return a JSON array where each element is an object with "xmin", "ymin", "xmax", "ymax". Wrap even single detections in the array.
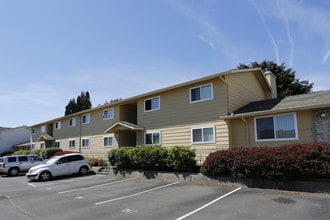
[
  {"xmin": 37, "ymin": 134, "xmax": 55, "ymax": 141},
  {"xmin": 104, "ymin": 121, "xmax": 144, "ymax": 133}
]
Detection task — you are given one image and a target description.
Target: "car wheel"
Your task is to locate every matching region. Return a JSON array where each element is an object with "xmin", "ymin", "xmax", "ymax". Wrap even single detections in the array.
[
  {"xmin": 79, "ymin": 166, "xmax": 89, "ymax": 175},
  {"xmin": 39, "ymin": 171, "xmax": 51, "ymax": 181},
  {"xmin": 8, "ymin": 167, "xmax": 19, "ymax": 176}
]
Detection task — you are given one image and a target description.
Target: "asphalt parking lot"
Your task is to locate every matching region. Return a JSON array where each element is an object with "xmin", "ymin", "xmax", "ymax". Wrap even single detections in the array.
[{"xmin": 0, "ymin": 173, "xmax": 329, "ymax": 220}]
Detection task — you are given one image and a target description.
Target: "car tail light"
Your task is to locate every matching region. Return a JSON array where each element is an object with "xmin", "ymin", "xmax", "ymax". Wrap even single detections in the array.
[{"xmin": 1, "ymin": 163, "xmax": 5, "ymax": 168}]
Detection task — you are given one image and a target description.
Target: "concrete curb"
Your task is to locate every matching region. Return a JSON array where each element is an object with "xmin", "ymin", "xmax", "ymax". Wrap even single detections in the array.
[{"xmin": 91, "ymin": 167, "xmax": 330, "ymax": 193}]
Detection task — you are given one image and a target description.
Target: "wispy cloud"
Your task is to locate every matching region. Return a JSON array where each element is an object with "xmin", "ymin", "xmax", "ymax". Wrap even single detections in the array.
[
  {"xmin": 276, "ymin": 0, "xmax": 294, "ymax": 67},
  {"xmin": 252, "ymin": 0, "xmax": 280, "ymax": 64},
  {"xmin": 197, "ymin": 35, "xmax": 215, "ymax": 49},
  {"xmin": 164, "ymin": 0, "xmax": 241, "ymax": 66},
  {"xmin": 322, "ymin": 48, "xmax": 330, "ymax": 64},
  {"xmin": 254, "ymin": 0, "xmax": 330, "ymax": 64}
]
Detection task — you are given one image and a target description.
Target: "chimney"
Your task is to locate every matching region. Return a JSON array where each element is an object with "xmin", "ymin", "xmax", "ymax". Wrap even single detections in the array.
[{"xmin": 264, "ymin": 71, "xmax": 277, "ymax": 98}]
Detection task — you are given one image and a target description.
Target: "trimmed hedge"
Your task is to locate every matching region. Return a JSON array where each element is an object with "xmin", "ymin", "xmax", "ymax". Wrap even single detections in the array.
[
  {"xmin": 108, "ymin": 146, "xmax": 196, "ymax": 172},
  {"xmin": 201, "ymin": 142, "xmax": 330, "ymax": 180},
  {"xmin": 13, "ymin": 150, "xmax": 31, "ymax": 155}
]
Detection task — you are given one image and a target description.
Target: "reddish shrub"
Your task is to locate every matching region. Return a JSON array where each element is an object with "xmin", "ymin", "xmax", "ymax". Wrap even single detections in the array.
[
  {"xmin": 51, "ymin": 151, "xmax": 79, "ymax": 157},
  {"xmin": 201, "ymin": 142, "xmax": 330, "ymax": 180}
]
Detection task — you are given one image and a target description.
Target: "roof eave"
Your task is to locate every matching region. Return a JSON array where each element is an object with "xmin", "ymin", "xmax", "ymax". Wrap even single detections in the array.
[{"xmin": 220, "ymin": 103, "xmax": 330, "ymax": 120}]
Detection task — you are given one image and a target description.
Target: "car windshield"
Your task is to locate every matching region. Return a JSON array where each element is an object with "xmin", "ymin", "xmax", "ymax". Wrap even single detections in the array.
[{"xmin": 46, "ymin": 157, "xmax": 59, "ymax": 165}]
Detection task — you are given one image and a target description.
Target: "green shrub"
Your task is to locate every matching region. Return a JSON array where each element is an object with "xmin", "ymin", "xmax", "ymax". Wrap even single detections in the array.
[
  {"xmin": 132, "ymin": 146, "xmax": 168, "ymax": 170},
  {"xmin": 13, "ymin": 150, "xmax": 31, "ymax": 155},
  {"xmin": 167, "ymin": 146, "xmax": 196, "ymax": 171},
  {"xmin": 108, "ymin": 147, "xmax": 135, "ymax": 169},
  {"xmin": 108, "ymin": 145, "xmax": 196, "ymax": 172},
  {"xmin": 40, "ymin": 148, "xmax": 63, "ymax": 159},
  {"xmin": 30, "ymin": 149, "xmax": 42, "ymax": 156},
  {"xmin": 201, "ymin": 142, "xmax": 330, "ymax": 180}
]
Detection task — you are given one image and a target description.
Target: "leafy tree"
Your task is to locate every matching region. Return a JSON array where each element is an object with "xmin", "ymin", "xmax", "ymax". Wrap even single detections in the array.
[
  {"xmin": 65, "ymin": 91, "xmax": 92, "ymax": 116},
  {"xmin": 237, "ymin": 61, "xmax": 313, "ymax": 98}
]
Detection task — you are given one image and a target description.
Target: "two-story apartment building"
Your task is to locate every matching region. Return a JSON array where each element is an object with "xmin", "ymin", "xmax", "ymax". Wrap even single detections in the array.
[{"xmin": 29, "ymin": 68, "xmax": 330, "ymax": 163}]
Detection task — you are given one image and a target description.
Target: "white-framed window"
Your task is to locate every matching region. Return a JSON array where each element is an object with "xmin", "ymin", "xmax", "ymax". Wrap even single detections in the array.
[
  {"xmin": 82, "ymin": 138, "xmax": 90, "ymax": 148},
  {"xmin": 190, "ymin": 83, "xmax": 213, "ymax": 103},
  {"xmin": 69, "ymin": 117, "xmax": 76, "ymax": 127},
  {"xmin": 104, "ymin": 136, "xmax": 113, "ymax": 147},
  {"xmin": 31, "ymin": 128, "xmax": 35, "ymax": 134},
  {"xmin": 31, "ymin": 144, "xmax": 35, "ymax": 150},
  {"xmin": 191, "ymin": 126, "xmax": 215, "ymax": 144},
  {"xmin": 55, "ymin": 121, "xmax": 61, "ymax": 130},
  {"xmin": 54, "ymin": 141, "xmax": 60, "ymax": 148},
  {"xmin": 82, "ymin": 114, "xmax": 90, "ymax": 124},
  {"xmin": 144, "ymin": 96, "xmax": 160, "ymax": 112},
  {"xmin": 41, "ymin": 125, "xmax": 46, "ymax": 133},
  {"xmin": 69, "ymin": 140, "xmax": 76, "ymax": 149},
  {"xmin": 254, "ymin": 113, "xmax": 298, "ymax": 141},
  {"xmin": 145, "ymin": 132, "xmax": 161, "ymax": 145},
  {"xmin": 40, "ymin": 142, "xmax": 45, "ymax": 149},
  {"xmin": 103, "ymin": 108, "xmax": 114, "ymax": 120}
]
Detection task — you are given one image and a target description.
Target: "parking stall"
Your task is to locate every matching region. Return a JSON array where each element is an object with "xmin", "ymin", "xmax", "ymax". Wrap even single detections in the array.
[{"xmin": 0, "ymin": 174, "xmax": 329, "ymax": 220}]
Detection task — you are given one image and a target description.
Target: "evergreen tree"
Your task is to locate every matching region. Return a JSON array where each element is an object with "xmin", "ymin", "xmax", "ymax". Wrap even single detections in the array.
[
  {"xmin": 64, "ymin": 91, "xmax": 92, "ymax": 116},
  {"xmin": 237, "ymin": 61, "xmax": 313, "ymax": 98}
]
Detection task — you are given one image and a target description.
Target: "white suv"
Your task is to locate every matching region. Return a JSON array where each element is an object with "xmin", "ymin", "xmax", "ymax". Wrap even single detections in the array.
[
  {"xmin": 26, "ymin": 153, "xmax": 90, "ymax": 181},
  {"xmin": 0, "ymin": 155, "xmax": 43, "ymax": 176}
]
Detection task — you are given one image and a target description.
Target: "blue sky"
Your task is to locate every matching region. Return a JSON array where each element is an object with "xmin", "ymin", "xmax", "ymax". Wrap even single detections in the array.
[{"xmin": 1, "ymin": 0, "xmax": 330, "ymax": 128}]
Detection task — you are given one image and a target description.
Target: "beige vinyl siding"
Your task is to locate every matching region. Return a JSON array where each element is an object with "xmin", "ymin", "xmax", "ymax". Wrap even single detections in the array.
[
  {"xmin": 153, "ymin": 120, "xmax": 229, "ymax": 165},
  {"xmin": 137, "ymin": 78, "xmax": 227, "ymax": 129},
  {"xmin": 52, "ymin": 106, "xmax": 120, "ymax": 139},
  {"xmin": 229, "ymin": 118, "xmax": 251, "ymax": 147},
  {"xmin": 227, "ymin": 72, "xmax": 266, "ymax": 113},
  {"xmin": 80, "ymin": 107, "xmax": 119, "ymax": 136},
  {"xmin": 81, "ymin": 134, "xmax": 117, "ymax": 159},
  {"xmin": 296, "ymin": 110, "xmax": 316, "ymax": 142},
  {"xmin": 58, "ymin": 134, "xmax": 117, "ymax": 159},
  {"xmin": 229, "ymin": 110, "xmax": 316, "ymax": 147},
  {"xmin": 58, "ymin": 137, "xmax": 80, "ymax": 151},
  {"xmin": 31, "ymin": 127, "xmax": 42, "ymax": 142},
  {"xmin": 53, "ymin": 118, "xmax": 81, "ymax": 140}
]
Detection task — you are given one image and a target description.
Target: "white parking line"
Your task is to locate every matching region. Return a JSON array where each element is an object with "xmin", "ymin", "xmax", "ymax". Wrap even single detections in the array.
[
  {"xmin": 58, "ymin": 178, "xmax": 137, "ymax": 194},
  {"xmin": 28, "ymin": 183, "xmax": 37, "ymax": 187},
  {"xmin": 175, "ymin": 187, "xmax": 242, "ymax": 220},
  {"xmin": 26, "ymin": 175, "xmax": 105, "ymax": 188},
  {"xmin": 95, "ymin": 181, "xmax": 180, "ymax": 205},
  {"xmin": 26, "ymin": 179, "xmax": 76, "ymax": 188}
]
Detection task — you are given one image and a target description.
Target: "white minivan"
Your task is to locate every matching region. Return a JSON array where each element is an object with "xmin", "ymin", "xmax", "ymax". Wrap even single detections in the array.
[{"xmin": 26, "ymin": 153, "xmax": 90, "ymax": 181}]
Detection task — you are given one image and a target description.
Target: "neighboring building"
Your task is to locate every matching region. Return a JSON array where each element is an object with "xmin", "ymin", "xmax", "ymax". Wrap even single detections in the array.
[
  {"xmin": 0, "ymin": 126, "xmax": 30, "ymax": 154},
  {"xmin": 29, "ymin": 68, "xmax": 329, "ymax": 163}
]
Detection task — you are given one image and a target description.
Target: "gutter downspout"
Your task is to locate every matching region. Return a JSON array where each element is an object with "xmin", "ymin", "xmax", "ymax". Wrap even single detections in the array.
[
  {"xmin": 29, "ymin": 127, "xmax": 33, "ymax": 151},
  {"xmin": 79, "ymin": 115, "xmax": 82, "ymax": 153},
  {"xmin": 241, "ymin": 116, "xmax": 250, "ymax": 146},
  {"xmin": 219, "ymin": 75, "xmax": 230, "ymax": 114}
]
